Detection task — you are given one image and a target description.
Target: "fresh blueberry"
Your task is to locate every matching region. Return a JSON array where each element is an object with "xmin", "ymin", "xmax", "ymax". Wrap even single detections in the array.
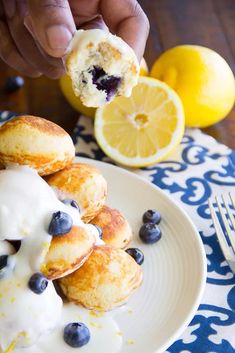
[
  {"xmin": 28, "ymin": 272, "xmax": 48, "ymax": 294},
  {"xmin": 139, "ymin": 223, "xmax": 162, "ymax": 244},
  {"xmin": 125, "ymin": 248, "xmax": 144, "ymax": 265},
  {"xmin": 64, "ymin": 322, "xmax": 90, "ymax": 348},
  {"xmin": 143, "ymin": 209, "xmax": 161, "ymax": 224},
  {"xmin": 4, "ymin": 76, "xmax": 25, "ymax": 93},
  {"xmin": 89, "ymin": 66, "xmax": 121, "ymax": 100},
  {"xmin": 0, "ymin": 255, "xmax": 8, "ymax": 271},
  {"xmin": 92, "ymin": 224, "xmax": 103, "ymax": 239},
  {"xmin": 48, "ymin": 211, "xmax": 73, "ymax": 236},
  {"xmin": 62, "ymin": 199, "xmax": 80, "ymax": 212},
  {"xmin": 0, "ymin": 255, "xmax": 9, "ymax": 279}
]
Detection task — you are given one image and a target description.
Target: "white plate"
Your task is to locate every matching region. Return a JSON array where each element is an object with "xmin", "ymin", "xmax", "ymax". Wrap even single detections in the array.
[{"xmin": 76, "ymin": 157, "xmax": 207, "ymax": 353}]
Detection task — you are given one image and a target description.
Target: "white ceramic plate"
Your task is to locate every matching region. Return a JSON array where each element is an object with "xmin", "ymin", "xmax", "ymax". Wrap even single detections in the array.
[{"xmin": 77, "ymin": 157, "xmax": 207, "ymax": 353}]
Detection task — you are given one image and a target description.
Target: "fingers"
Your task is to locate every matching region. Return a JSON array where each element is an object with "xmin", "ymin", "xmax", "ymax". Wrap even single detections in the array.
[
  {"xmin": 79, "ymin": 15, "xmax": 108, "ymax": 32},
  {"xmin": 27, "ymin": 0, "xmax": 76, "ymax": 58},
  {"xmin": 100, "ymin": 0, "xmax": 149, "ymax": 61},
  {"xmin": 3, "ymin": 1, "xmax": 65, "ymax": 78},
  {"xmin": 0, "ymin": 19, "xmax": 41, "ymax": 77}
]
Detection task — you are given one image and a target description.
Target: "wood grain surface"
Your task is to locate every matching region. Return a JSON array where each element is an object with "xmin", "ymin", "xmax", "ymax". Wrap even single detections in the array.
[{"xmin": 0, "ymin": 0, "xmax": 234, "ymax": 148}]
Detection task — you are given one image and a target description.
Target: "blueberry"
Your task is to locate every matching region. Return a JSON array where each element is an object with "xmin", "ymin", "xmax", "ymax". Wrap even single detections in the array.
[
  {"xmin": 92, "ymin": 224, "xmax": 103, "ymax": 239},
  {"xmin": 4, "ymin": 76, "xmax": 24, "ymax": 93},
  {"xmin": 139, "ymin": 223, "xmax": 162, "ymax": 244},
  {"xmin": 125, "ymin": 248, "xmax": 144, "ymax": 265},
  {"xmin": 64, "ymin": 322, "xmax": 90, "ymax": 348},
  {"xmin": 89, "ymin": 66, "xmax": 121, "ymax": 100},
  {"xmin": 0, "ymin": 255, "xmax": 9, "ymax": 279},
  {"xmin": 143, "ymin": 209, "xmax": 161, "ymax": 224},
  {"xmin": 48, "ymin": 211, "xmax": 73, "ymax": 236},
  {"xmin": 0, "ymin": 255, "xmax": 8, "ymax": 271},
  {"xmin": 62, "ymin": 199, "xmax": 80, "ymax": 212},
  {"xmin": 28, "ymin": 272, "xmax": 48, "ymax": 294}
]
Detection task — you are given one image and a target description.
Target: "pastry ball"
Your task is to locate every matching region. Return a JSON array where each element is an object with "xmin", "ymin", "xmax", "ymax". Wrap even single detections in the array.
[
  {"xmin": 90, "ymin": 205, "xmax": 132, "ymax": 248},
  {"xmin": 59, "ymin": 245, "xmax": 143, "ymax": 311},
  {"xmin": 66, "ymin": 29, "xmax": 139, "ymax": 107},
  {"xmin": 0, "ymin": 115, "xmax": 75, "ymax": 176},
  {"xmin": 41, "ymin": 226, "xmax": 95, "ymax": 280},
  {"xmin": 47, "ymin": 163, "xmax": 107, "ymax": 223}
]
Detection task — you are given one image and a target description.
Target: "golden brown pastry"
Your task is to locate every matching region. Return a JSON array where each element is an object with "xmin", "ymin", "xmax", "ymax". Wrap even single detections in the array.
[
  {"xmin": 59, "ymin": 245, "xmax": 143, "ymax": 311},
  {"xmin": 47, "ymin": 163, "xmax": 107, "ymax": 223},
  {"xmin": 90, "ymin": 205, "xmax": 132, "ymax": 248},
  {"xmin": 41, "ymin": 226, "xmax": 95, "ymax": 280},
  {"xmin": 0, "ymin": 115, "xmax": 75, "ymax": 176}
]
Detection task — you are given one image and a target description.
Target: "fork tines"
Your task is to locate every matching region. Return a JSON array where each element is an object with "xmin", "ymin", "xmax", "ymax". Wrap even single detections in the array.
[{"xmin": 208, "ymin": 193, "xmax": 235, "ymax": 273}]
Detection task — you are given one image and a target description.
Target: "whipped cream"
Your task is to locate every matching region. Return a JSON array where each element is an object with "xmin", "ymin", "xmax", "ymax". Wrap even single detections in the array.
[{"xmin": 0, "ymin": 166, "xmax": 102, "ymax": 351}]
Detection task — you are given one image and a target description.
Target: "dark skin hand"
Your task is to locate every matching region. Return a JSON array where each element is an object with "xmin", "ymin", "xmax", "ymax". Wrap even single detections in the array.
[{"xmin": 0, "ymin": 0, "xmax": 149, "ymax": 79}]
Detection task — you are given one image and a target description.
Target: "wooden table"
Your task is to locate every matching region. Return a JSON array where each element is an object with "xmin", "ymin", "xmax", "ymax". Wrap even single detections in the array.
[{"xmin": 0, "ymin": 0, "xmax": 234, "ymax": 148}]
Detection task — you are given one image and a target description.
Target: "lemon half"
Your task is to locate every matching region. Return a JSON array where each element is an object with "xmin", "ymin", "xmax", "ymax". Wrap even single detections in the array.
[{"xmin": 95, "ymin": 77, "xmax": 184, "ymax": 167}]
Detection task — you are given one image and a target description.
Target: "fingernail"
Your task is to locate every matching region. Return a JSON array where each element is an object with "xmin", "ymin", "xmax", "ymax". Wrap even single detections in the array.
[
  {"xmin": 3, "ymin": 0, "xmax": 16, "ymax": 19},
  {"xmin": 46, "ymin": 25, "xmax": 72, "ymax": 50}
]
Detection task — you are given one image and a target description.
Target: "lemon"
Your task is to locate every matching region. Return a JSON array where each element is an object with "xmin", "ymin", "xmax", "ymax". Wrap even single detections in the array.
[
  {"xmin": 151, "ymin": 45, "xmax": 235, "ymax": 127},
  {"xmin": 59, "ymin": 74, "xmax": 96, "ymax": 118},
  {"xmin": 95, "ymin": 77, "xmax": 184, "ymax": 167},
  {"xmin": 140, "ymin": 58, "xmax": 149, "ymax": 76}
]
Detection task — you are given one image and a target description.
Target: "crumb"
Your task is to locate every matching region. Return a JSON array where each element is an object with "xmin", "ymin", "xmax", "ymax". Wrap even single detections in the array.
[
  {"xmin": 89, "ymin": 310, "xmax": 104, "ymax": 318},
  {"xmin": 89, "ymin": 321, "xmax": 102, "ymax": 329},
  {"xmin": 116, "ymin": 331, "xmax": 123, "ymax": 336},
  {"xmin": 127, "ymin": 339, "xmax": 135, "ymax": 345}
]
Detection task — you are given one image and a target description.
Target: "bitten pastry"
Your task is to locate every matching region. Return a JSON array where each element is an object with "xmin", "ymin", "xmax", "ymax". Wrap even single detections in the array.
[
  {"xmin": 59, "ymin": 245, "xmax": 143, "ymax": 311},
  {"xmin": 47, "ymin": 163, "xmax": 107, "ymax": 223},
  {"xmin": 66, "ymin": 29, "xmax": 139, "ymax": 107},
  {"xmin": 41, "ymin": 226, "xmax": 96, "ymax": 280},
  {"xmin": 0, "ymin": 115, "xmax": 75, "ymax": 176},
  {"xmin": 90, "ymin": 205, "xmax": 132, "ymax": 248}
]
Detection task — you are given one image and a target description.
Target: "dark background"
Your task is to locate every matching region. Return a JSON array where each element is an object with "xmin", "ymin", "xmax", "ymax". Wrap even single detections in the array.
[{"xmin": 0, "ymin": 0, "xmax": 234, "ymax": 147}]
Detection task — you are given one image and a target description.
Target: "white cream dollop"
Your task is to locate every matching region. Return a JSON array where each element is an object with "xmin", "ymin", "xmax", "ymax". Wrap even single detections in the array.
[{"xmin": 0, "ymin": 166, "xmax": 101, "ymax": 351}]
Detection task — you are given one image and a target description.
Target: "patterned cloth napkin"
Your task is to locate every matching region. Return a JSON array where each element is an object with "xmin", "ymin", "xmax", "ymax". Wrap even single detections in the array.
[{"xmin": 1, "ymin": 111, "xmax": 235, "ymax": 353}]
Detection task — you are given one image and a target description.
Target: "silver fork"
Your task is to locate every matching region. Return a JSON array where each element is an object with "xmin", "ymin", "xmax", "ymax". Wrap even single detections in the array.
[{"xmin": 208, "ymin": 193, "xmax": 235, "ymax": 273}]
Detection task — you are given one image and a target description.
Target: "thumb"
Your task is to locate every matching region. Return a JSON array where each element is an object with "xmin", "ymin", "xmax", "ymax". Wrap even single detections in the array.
[{"xmin": 25, "ymin": 0, "xmax": 76, "ymax": 58}]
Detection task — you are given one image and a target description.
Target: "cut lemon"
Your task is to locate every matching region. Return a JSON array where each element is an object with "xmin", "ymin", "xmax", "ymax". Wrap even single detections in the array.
[{"xmin": 94, "ymin": 77, "xmax": 185, "ymax": 167}]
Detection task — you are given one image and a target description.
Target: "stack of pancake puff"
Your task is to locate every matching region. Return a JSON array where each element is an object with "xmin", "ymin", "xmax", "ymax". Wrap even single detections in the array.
[{"xmin": 0, "ymin": 115, "xmax": 143, "ymax": 313}]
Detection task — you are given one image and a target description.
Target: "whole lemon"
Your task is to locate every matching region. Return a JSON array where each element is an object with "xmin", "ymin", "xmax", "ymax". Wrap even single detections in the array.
[
  {"xmin": 150, "ymin": 45, "xmax": 235, "ymax": 127},
  {"xmin": 59, "ymin": 74, "xmax": 96, "ymax": 118}
]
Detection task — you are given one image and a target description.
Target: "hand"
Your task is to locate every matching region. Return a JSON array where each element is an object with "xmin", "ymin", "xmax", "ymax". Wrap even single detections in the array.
[{"xmin": 0, "ymin": 0, "xmax": 149, "ymax": 79}]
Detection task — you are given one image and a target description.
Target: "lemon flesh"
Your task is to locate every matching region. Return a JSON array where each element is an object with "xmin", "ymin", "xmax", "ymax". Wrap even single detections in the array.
[{"xmin": 95, "ymin": 77, "xmax": 184, "ymax": 167}]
